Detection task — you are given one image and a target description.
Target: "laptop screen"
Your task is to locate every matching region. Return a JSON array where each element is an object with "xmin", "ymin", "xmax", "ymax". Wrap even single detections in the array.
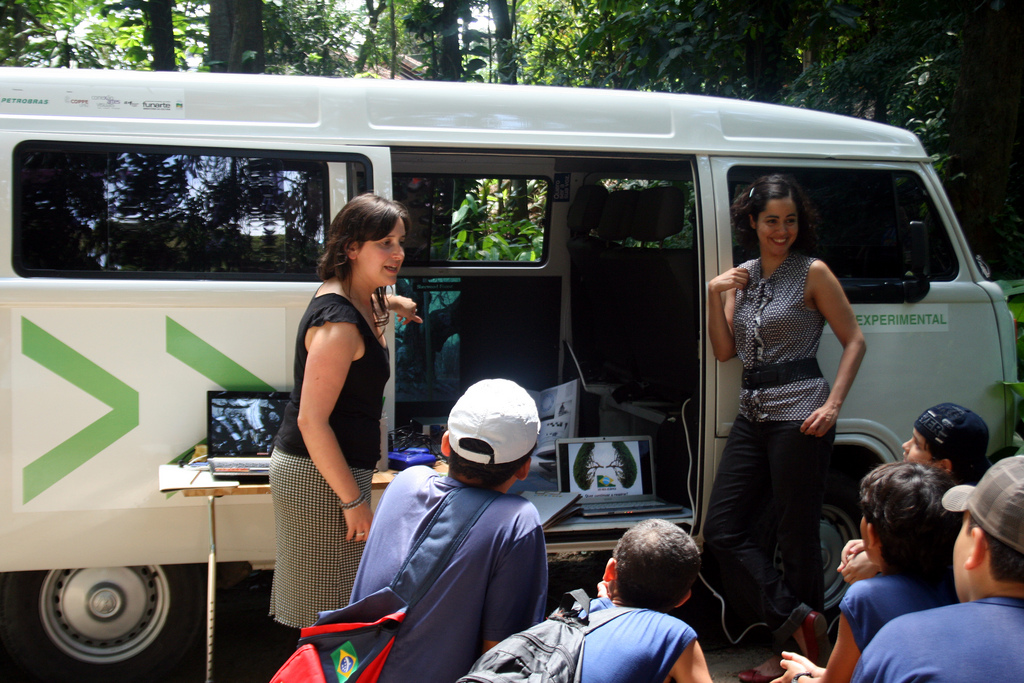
[
  {"xmin": 207, "ymin": 390, "xmax": 291, "ymax": 457},
  {"xmin": 555, "ymin": 436, "xmax": 655, "ymax": 499}
]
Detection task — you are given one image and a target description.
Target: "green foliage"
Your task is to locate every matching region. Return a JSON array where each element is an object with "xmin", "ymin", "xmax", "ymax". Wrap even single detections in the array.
[
  {"xmin": 990, "ymin": 202, "xmax": 1024, "ymax": 280},
  {"xmin": 999, "ymin": 280, "xmax": 1024, "ymax": 452},
  {"xmin": 785, "ymin": 16, "xmax": 961, "ymax": 137},
  {"xmin": 0, "ymin": 0, "xmax": 206, "ymax": 70},
  {"xmin": 517, "ymin": 0, "xmax": 865, "ymax": 97},
  {"xmin": 263, "ymin": 0, "xmax": 360, "ymax": 76},
  {"xmin": 435, "ymin": 178, "xmax": 547, "ymax": 262}
]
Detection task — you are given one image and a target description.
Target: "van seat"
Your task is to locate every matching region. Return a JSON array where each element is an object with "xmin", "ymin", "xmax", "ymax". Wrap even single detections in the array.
[
  {"xmin": 601, "ymin": 186, "xmax": 698, "ymax": 404},
  {"xmin": 633, "ymin": 186, "xmax": 688, "ymax": 243},
  {"xmin": 566, "ymin": 184, "xmax": 607, "ymax": 237},
  {"xmin": 596, "ymin": 189, "xmax": 639, "ymax": 241},
  {"xmin": 566, "ymin": 187, "xmax": 639, "ymax": 385}
]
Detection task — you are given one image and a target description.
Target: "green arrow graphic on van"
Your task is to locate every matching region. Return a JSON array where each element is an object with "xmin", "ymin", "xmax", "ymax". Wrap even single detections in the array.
[
  {"xmin": 166, "ymin": 317, "xmax": 274, "ymax": 391},
  {"xmin": 21, "ymin": 318, "xmax": 140, "ymax": 503}
]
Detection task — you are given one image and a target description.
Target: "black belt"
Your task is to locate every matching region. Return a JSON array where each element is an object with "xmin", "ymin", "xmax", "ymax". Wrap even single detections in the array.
[{"xmin": 742, "ymin": 359, "xmax": 823, "ymax": 390}]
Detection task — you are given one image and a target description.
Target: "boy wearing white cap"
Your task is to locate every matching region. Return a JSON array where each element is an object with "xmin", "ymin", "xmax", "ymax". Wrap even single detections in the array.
[
  {"xmin": 849, "ymin": 456, "xmax": 1024, "ymax": 683},
  {"xmin": 349, "ymin": 379, "xmax": 548, "ymax": 683}
]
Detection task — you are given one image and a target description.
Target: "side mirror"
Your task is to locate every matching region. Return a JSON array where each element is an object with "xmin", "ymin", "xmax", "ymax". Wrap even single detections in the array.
[{"xmin": 903, "ymin": 220, "xmax": 930, "ymax": 303}]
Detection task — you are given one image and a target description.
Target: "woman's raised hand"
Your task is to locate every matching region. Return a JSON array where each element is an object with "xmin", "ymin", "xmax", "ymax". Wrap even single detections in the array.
[{"xmin": 709, "ymin": 267, "xmax": 750, "ymax": 294}]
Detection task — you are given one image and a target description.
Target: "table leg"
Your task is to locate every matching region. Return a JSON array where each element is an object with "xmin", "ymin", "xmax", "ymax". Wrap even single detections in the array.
[{"xmin": 206, "ymin": 494, "xmax": 217, "ymax": 683}]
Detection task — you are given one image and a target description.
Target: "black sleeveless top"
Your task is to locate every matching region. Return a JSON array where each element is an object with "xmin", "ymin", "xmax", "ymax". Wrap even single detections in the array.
[{"xmin": 274, "ymin": 293, "xmax": 389, "ymax": 470}]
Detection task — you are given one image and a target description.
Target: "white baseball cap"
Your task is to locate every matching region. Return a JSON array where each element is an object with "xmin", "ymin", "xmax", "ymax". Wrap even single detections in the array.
[{"xmin": 447, "ymin": 379, "xmax": 540, "ymax": 464}]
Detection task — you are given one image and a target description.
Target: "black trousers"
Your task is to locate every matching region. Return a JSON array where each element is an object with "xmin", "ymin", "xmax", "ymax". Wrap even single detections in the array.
[{"xmin": 703, "ymin": 415, "xmax": 834, "ymax": 650}]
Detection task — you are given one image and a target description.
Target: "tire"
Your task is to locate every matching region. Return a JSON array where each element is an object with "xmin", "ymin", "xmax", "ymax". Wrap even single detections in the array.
[
  {"xmin": 0, "ymin": 564, "xmax": 204, "ymax": 683},
  {"xmin": 818, "ymin": 472, "xmax": 861, "ymax": 614}
]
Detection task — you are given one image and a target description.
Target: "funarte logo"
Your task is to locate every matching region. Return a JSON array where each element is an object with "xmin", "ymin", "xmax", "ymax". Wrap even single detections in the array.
[{"xmin": 331, "ymin": 641, "xmax": 360, "ymax": 680}]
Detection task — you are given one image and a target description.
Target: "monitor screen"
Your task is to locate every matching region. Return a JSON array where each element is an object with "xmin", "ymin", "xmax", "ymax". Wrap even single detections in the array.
[{"xmin": 207, "ymin": 390, "xmax": 291, "ymax": 457}]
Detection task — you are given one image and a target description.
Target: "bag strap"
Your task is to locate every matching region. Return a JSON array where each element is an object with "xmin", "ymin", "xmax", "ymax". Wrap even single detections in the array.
[
  {"xmin": 390, "ymin": 485, "xmax": 501, "ymax": 607},
  {"xmin": 583, "ymin": 605, "xmax": 636, "ymax": 633},
  {"xmin": 553, "ymin": 589, "xmax": 636, "ymax": 630},
  {"xmin": 556, "ymin": 589, "xmax": 593, "ymax": 620}
]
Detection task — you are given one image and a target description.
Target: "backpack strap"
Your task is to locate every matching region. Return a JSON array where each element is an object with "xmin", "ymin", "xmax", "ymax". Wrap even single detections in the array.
[
  {"xmin": 555, "ymin": 589, "xmax": 593, "ymax": 619},
  {"xmin": 552, "ymin": 590, "xmax": 636, "ymax": 631},
  {"xmin": 390, "ymin": 485, "xmax": 501, "ymax": 608},
  {"xmin": 583, "ymin": 605, "xmax": 636, "ymax": 633}
]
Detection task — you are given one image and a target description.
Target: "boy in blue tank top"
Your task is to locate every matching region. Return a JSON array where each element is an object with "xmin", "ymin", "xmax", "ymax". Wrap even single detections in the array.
[
  {"xmin": 775, "ymin": 461, "xmax": 960, "ymax": 683},
  {"xmin": 582, "ymin": 519, "xmax": 713, "ymax": 683},
  {"xmin": 851, "ymin": 456, "xmax": 1024, "ymax": 683}
]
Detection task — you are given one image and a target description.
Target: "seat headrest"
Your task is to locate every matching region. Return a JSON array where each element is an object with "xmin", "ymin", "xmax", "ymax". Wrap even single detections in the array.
[
  {"xmin": 633, "ymin": 186, "xmax": 687, "ymax": 242},
  {"xmin": 597, "ymin": 190, "xmax": 640, "ymax": 241},
  {"xmin": 567, "ymin": 185, "xmax": 608, "ymax": 237}
]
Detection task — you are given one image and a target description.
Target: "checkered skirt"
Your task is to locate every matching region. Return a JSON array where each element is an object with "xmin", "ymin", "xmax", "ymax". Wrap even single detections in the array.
[{"xmin": 268, "ymin": 447, "xmax": 373, "ymax": 628}]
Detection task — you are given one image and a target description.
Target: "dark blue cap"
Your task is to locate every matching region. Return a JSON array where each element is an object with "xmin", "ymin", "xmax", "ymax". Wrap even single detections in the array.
[{"xmin": 914, "ymin": 403, "xmax": 991, "ymax": 484}]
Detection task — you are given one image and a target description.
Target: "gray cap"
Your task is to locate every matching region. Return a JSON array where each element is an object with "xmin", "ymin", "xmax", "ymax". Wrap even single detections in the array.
[{"xmin": 942, "ymin": 456, "xmax": 1024, "ymax": 555}]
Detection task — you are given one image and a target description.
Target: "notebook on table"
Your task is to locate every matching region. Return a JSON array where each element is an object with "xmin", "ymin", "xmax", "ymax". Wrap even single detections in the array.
[
  {"xmin": 206, "ymin": 390, "xmax": 291, "ymax": 477},
  {"xmin": 554, "ymin": 435, "xmax": 683, "ymax": 517}
]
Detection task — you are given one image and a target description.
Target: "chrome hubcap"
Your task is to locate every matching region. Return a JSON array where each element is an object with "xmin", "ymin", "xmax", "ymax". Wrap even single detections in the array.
[{"xmin": 39, "ymin": 566, "xmax": 170, "ymax": 663}]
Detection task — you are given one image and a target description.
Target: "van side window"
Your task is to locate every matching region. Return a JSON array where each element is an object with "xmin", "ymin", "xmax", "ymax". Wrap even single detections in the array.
[
  {"xmin": 726, "ymin": 167, "xmax": 957, "ymax": 282},
  {"xmin": 393, "ymin": 174, "xmax": 549, "ymax": 265},
  {"xmin": 15, "ymin": 143, "xmax": 367, "ymax": 279}
]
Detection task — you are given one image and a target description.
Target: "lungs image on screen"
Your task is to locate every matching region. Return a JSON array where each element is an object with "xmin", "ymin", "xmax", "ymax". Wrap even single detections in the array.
[{"xmin": 572, "ymin": 441, "xmax": 638, "ymax": 491}]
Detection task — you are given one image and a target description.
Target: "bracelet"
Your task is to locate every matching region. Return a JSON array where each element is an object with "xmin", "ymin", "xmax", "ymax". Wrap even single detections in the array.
[
  {"xmin": 793, "ymin": 673, "xmax": 814, "ymax": 681},
  {"xmin": 340, "ymin": 492, "xmax": 368, "ymax": 511}
]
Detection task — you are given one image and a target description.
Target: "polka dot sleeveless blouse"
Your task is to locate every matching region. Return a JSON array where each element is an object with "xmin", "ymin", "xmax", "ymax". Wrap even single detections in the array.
[{"xmin": 732, "ymin": 253, "xmax": 830, "ymax": 422}]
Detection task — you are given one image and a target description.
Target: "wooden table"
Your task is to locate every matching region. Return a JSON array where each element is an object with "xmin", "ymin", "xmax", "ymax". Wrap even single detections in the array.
[{"xmin": 158, "ymin": 462, "xmax": 446, "ymax": 682}]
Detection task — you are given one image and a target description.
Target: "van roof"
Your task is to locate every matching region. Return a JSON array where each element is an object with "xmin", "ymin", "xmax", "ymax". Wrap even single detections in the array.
[{"xmin": 0, "ymin": 68, "xmax": 927, "ymax": 160}]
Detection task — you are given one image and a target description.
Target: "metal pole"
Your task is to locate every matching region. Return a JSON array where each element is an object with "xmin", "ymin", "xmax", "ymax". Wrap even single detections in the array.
[{"xmin": 206, "ymin": 495, "xmax": 217, "ymax": 683}]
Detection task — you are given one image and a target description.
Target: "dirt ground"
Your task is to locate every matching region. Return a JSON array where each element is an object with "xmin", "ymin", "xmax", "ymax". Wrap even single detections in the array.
[{"xmin": 0, "ymin": 553, "xmax": 775, "ymax": 682}]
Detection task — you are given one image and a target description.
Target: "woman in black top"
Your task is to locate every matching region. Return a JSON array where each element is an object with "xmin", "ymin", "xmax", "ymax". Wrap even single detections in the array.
[{"xmin": 270, "ymin": 194, "xmax": 420, "ymax": 628}]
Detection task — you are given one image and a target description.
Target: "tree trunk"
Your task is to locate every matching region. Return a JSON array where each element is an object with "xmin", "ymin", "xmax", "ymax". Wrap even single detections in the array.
[
  {"xmin": 743, "ymin": 0, "xmax": 796, "ymax": 102},
  {"xmin": 946, "ymin": 1, "xmax": 1024, "ymax": 266},
  {"xmin": 438, "ymin": 0, "xmax": 462, "ymax": 81},
  {"xmin": 208, "ymin": 0, "xmax": 232, "ymax": 72},
  {"xmin": 2, "ymin": 0, "xmax": 29, "ymax": 65},
  {"xmin": 228, "ymin": 0, "xmax": 265, "ymax": 73},
  {"xmin": 489, "ymin": 0, "xmax": 516, "ymax": 84},
  {"xmin": 147, "ymin": 0, "xmax": 177, "ymax": 71},
  {"xmin": 354, "ymin": 0, "xmax": 387, "ymax": 73}
]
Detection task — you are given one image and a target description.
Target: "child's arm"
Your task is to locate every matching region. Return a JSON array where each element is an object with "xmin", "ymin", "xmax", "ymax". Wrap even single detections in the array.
[
  {"xmin": 666, "ymin": 640, "xmax": 713, "ymax": 683},
  {"xmin": 774, "ymin": 613, "xmax": 862, "ymax": 683}
]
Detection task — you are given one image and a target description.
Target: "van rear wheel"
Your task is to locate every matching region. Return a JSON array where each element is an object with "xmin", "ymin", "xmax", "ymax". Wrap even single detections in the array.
[
  {"xmin": 0, "ymin": 564, "xmax": 203, "ymax": 683},
  {"xmin": 818, "ymin": 472, "xmax": 861, "ymax": 613}
]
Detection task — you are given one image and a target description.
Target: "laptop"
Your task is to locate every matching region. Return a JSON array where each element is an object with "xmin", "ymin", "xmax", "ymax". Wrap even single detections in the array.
[
  {"xmin": 206, "ymin": 390, "xmax": 291, "ymax": 477},
  {"xmin": 554, "ymin": 435, "xmax": 683, "ymax": 517}
]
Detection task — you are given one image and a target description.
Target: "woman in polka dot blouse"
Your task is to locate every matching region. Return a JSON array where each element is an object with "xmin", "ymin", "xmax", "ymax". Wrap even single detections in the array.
[{"xmin": 703, "ymin": 174, "xmax": 866, "ymax": 683}]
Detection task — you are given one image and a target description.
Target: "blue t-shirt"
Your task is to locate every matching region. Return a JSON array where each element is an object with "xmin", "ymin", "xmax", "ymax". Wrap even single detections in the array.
[
  {"xmin": 852, "ymin": 597, "xmax": 1024, "ymax": 682},
  {"xmin": 349, "ymin": 467, "xmax": 548, "ymax": 683},
  {"xmin": 580, "ymin": 597, "xmax": 697, "ymax": 683},
  {"xmin": 840, "ymin": 569, "xmax": 957, "ymax": 652}
]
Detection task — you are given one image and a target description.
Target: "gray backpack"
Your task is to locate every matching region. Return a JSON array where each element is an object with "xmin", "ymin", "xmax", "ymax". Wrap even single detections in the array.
[{"xmin": 456, "ymin": 589, "xmax": 634, "ymax": 683}]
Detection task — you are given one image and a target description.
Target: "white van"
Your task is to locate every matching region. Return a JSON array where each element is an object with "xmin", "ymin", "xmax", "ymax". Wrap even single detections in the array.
[{"xmin": 0, "ymin": 68, "xmax": 1015, "ymax": 681}]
